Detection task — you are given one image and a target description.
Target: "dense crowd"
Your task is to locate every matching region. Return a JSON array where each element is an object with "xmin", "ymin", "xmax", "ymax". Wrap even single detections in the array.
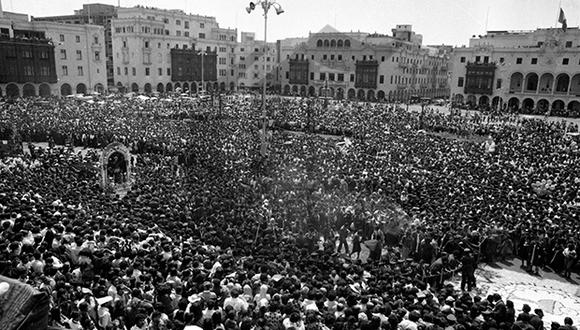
[{"xmin": 0, "ymin": 95, "xmax": 579, "ymax": 330}]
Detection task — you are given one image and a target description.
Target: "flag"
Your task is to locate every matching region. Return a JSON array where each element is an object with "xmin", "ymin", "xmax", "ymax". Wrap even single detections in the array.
[{"xmin": 559, "ymin": 8, "xmax": 567, "ymax": 32}]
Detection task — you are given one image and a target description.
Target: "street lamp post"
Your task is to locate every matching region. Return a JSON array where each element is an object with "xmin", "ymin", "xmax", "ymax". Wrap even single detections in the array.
[{"xmin": 246, "ymin": 0, "xmax": 284, "ymax": 157}]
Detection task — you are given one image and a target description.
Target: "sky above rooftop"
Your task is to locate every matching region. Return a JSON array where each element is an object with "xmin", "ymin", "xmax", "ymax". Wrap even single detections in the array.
[{"xmin": 3, "ymin": 0, "xmax": 577, "ymax": 46}]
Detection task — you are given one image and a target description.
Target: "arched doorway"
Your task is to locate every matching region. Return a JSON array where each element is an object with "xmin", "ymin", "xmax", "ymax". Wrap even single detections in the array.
[
  {"xmin": 192, "ymin": 82, "xmax": 198, "ymax": 93},
  {"xmin": 570, "ymin": 74, "xmax": 580, "ymax": 95},
  {"xmin": 23, "ymin": 83, "xmax": 36, "ymax": 97},
  {"xmin": 524, "ymin": 73, "xmax": 539, "ymax": 92},
  {"xmin": 229, "ymin": 82, "xmax": 235, "ymax": 91},
  {"xmin": 521, "ymin": 98, "xmax": 534, "ymax": 112},
  {"xmin": 94, "ymin": 83, "xmax": 104, "ymax": 94},
  {"xmin": 509, "ymin": 72, "xmax": 524, "ymax": 93},
  {"xmin": 60, "ymin": 83, "xmax": 72, "ymax": 96},
  {"xmin": 6, "ymin": 83, "xmax": 20, "ymax": 98},
  {"xmin": 300, "ymin": 85, "xmax": 306, "ymax": 96},
  {"xmin": 76, "ymin": 83, "xmax": 87, "ymax": 95},
  {"xmin": 144, "ymin": 83, "xmax": 152, "ymax": 93},
  {"xmin": 491, "ymin": 96, "xmax": 502, "ymax": 109},
  {"xmin": 283, "ymin": 85, "xmax": 290, "ymax": 95},
  {"xmin": 213, "ymin": 82, "xmax": 218, "ymax": 91},
  {"xmin": 377, "ymin": 90, "xmax": 385, "ymax": 101},
  {"xmin": 555, "ymin": 74, "xmax": 570, "ymax": 93},
  {"xmin": 182, "ymin": 82, "xmax": 189, "ymax": 92},
  {"xmin": 538, "ymin": 73, "xmax": 554, "ymax": 93},
  {"xmin": 291, "ymin": 85, "xmax": 298, "ymax": 95},
  {"xmin": 166, "ymin": 83, "xmax": 173, "ymax": 92},
  {"xmin": 157, "ymin": 83, "xmax": 164, "ymax": 93},
  {"xmin": 568, "ymin": 101, "xmax": 580, "ymax": 115},
  {"xmin": 357, "ymin": 89, "xmax": 365, "ymax": 100},
  {"xmin": 174, "ymin": 82, "xmax": 181, "ymax": 91},
  {"xmin": 348, "ymin": 88, "xmax": 356, "ymax": 99},
  {"xmin": 537, "ymin": 99, "xmax": 549, "ymax": 113},
  {"xmin": 220, "ymin": 82, "xmax": 226, "ymax": 91},
  {"xmin": 308, "ymin": 86, "xmax": 316, "ymax": 97},
  {"xmin": 478, "ymin": 95, "xmax": 489, "ymax": 107},
  {"xmin": 116, "ymin": 82, "xmax": 125, "ymax": 93},
  {"xmin": 367, "ymin": 89, "xmax": 375, "ymax": 101},
  {"xmin": 552, "ymin": 100, "xmax": 565, "ymax": 111},
  {"xmin": 336, "ymin": 88, "xmax": 344, "ymax": 100},
  {"xmin": 131, "ymin": 83, "xmax": 139, "ymax": 93},
  {"xmin": 39, "ymin": 83, "xmax": 51, "ymax": 97},
  {"xmin": 507, "ymin": 97, "xmax": 519, "ymax": 110},
  {"xmin": 466, "ymin": 95, "xmax": 477, "ymax": 107}
]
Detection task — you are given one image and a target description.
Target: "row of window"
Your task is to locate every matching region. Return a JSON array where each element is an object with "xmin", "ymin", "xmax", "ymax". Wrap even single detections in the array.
[
  {"xmin": 58, "ymin": 49, "xmax": 101, "ymax": 61},
  {"xmin": 116, "ymin": 66, "xmax": 170, "ymax": 76},
  {"xmin": 20, "ymin": 65, "xmax": 51, "ymax": 76},
  {"xmin": 316, "ymin": 39, "xmax": 351, "ymax": 48},
  {"xmin": 461, "ymin": 55, "xmax": 580, "ymax": 66},
  {"xmin": 61, "ymin": 65, "xmax": 84, "ymax": 76},
  {"xmin": 289, "ymin": 53, "xmax": 444, "ymax": 68},
  {"xmin": 457, "ymin": 77, "xmax": 502, "ymax": 89},
  {"xmin": 58, "ymin": 34, "xmax": 99, "ymax": 44}
]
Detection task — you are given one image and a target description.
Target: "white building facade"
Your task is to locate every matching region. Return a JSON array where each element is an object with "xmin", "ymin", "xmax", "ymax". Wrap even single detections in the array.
[{"xmin": 450, "ymin": 28, "xmax": 580, "ymax": 117}]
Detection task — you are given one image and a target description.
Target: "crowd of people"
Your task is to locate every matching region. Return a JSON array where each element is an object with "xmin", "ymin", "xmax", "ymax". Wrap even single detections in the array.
[{"xmin": 0, "ymin": 94, "xmax": 579, "ymax": 330}]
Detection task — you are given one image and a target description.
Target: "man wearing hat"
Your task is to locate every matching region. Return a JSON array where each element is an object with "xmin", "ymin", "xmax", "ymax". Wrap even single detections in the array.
[{"xmin": 460, "ymin": 248, "xmax": 476, "ymax": 291}]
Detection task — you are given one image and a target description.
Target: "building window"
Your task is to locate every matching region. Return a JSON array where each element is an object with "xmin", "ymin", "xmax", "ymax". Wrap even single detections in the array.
[
  {"xmin": 176, "ymin": 19, "xmax": 181, "ymax": 25},
  {"xmin": 320, "ymin": 73, "xmax": 326, "ymax": 81},
  {"xmin": 184, "ymin": 21, "xmax": 189, "ymax": 29},
  {"xmin": 350, "ymin": 74, "xmax": 354, "ymax": 82},
  {"xmin": 458, "ymin": 77, "xmax": 464, "ymax": 87},
  {"xmin": 496, "ymin": 79, "xmax": 502, "ymax": 89},
  {"xmin": 460, "ymin": 57, "xmax": 466, "ymax": 63},
  {"xmin": 310, "ymin": 72, "xmax": 314, "ymax": 80},
  {"xmin": 23, "ymin": 65, "xmax": 33, "ymax": 76},
  {"xmin": 219, "ymin": 57, "xmax": 226, "ymax": 65},
  {"xmin": 531, "ymin": 58, "xmax": 537, "ymax": 64},
  {"xmin": 499, "ymin": 57, "xmax": 504, "ymax": 63},
  {"xmin": 323, "ymin": 54, "xmax": 327, "ymax": 60},
  {"xmin": 338, "ymin": 55, "xmax": 342, "ymax": 61},
  {"xmin": 59, "ymin": 34, "xmax": 65, "ymax": 42},
  {"xmin": 198, "ymin": 33, "xmax": 205, "ymax": 39},
  {"xmin": 329, "ymin": 73, "xmax": 335, "ymax": 81},
  {"xmin": 60, "ymin": 49, "xmax": 67, "ymax": 59},
  {"xmin": 200, "ymin": 22, "xmax": 205, "ymax": 28},
  {"xmin": 124, "ymin": 67, "xmax": 128, "ymax": 75},
  {"xmin": 285, "ymin": 71, "xmax": 289, "ymax": 79},
  {"xmin": 176, "ymin": 31, "xmax": 181, "ymax": 37},
  {"xmin": 563, "ymin": 58, "xmax": 569, "ymax": 65},
  {"xmin": 338, "ymin": 73, "xmax": 344, "ymax": 81},
  {"xmin": 483, "ymin": 56, "xmax": 489, "ymax": 63},
  {"xmin": 167, "ymin": 68, "xmax": 171, "ymax": 75},
  {"xmin": 117, "ymin": 67, "xmax": 121, "ymax": 75},
  {"xmin": 62, "ymin": 65, "xmax": 68, "ymax": 76},
  {"xmin": 95, "ymin": 51, "xmax": 100, "ymax": 61},
  {"xmin": 158, "ymin": 68, "xmax": 162, "ymax": 75},
  {"xmin": 566, "ymin": 41, "xmax": 572, "ymax": 48},
  {"xmin": 352, "ymin": 56, "xmax": 355, "ymax": 61},
  {"xmin": 475, "ymin": 56, "xmax": 481, "ymax": 63},
  {"xmin": 22, "ymin": 50, "xmax": 32, "ymax": 58},
  {"xmin": 132, "ymin": 67, "xmax": 136, "ymax": 76},
  {"xmin": 145, "ymin": 68, "xmax": 150, "ymax": 76},
  {"xmin": 77, "ymin": 66, "xmax": 84, "ymax": 76},
  {"xmin": 381, "ymin": 56, "xmax": 385, "ymax": 62},
  {"xmin": 379, "ymin": 75, "xmax": 384, "ymax": 84},
  {"xmin": 330, "ymin": 54, "xmax": 335, "ymax": 60},
  {"xmin": 516, "ymin": 58, "xmax": 522, "ymax": 64},
  {"xmin": 145, "ymin": 41, "xmax": 149, "ymax": 48},
  {"xmin": 40, "ymin": 66, "xmax": 49, "ymax": 76},
  {"xmin": 94, "ymin": 36, "xmax": 99, "ymax": 44},
  {"xmin": 390, "ymin": 76, "xmax": 393, "ymax": 84},
  {"xmin": 75, "ymin": 35, "xmax": 80, "ymax": 43},
  {"xmin": 76, "ymin": 50, "xmax": 82, "ymax": 60}
]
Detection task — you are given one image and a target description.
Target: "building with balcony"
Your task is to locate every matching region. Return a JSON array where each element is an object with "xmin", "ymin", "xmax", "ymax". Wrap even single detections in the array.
[
  {"xmin": 110, "ymin": 5, "xmax": 237, "ymax": 94},
  {"xmin": 235, "ymin": 32, "xmax": 277, "ymax": 91},
  {"xmin": 276, "ymin": 24, "xmax": 450, "ymax": 101},
  {"xmin": 33, "ymin": 4, "xmax": 118, "ymax": 88},
  {"xmin": 450, "ymin": 28, "xmax": 580, "ymax": 116},
  {"xmin": 0, "ymin": 6, "xmax": 106, "ymax": 97}
]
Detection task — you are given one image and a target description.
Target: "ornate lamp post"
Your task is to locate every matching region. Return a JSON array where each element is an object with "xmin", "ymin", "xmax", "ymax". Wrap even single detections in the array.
[{"xmin": 246, "ymin": 0, "xmax": 284, "ymax": 157}]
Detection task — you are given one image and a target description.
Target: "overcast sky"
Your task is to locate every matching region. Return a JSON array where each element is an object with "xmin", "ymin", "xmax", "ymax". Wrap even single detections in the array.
[{"xmin": 3, "ymin": 0, "xmax": 578, "ymax": 46}]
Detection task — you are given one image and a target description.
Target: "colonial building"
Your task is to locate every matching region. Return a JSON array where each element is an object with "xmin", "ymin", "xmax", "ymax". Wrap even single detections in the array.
[
  {"xmin": 33, "ymin": 4, "xmax": 118, "ymax": 88},
  {"xmin": 0, "ymin": 6, "xmax": 106, "ymax": 97},
  {"xmin": 276, "ymin": 25, "xmax": 450, "ymax": 101},
  {"xmin": 235, "ymin": 32, "xmax": 277, "ymax": 91},
  {"xmin": 450, "ymin": 28, "xmax": 580, "ymax": 116},
  {"xmin": 110, "ymin": 5, "xmax": 237, "ymax": 94}
]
